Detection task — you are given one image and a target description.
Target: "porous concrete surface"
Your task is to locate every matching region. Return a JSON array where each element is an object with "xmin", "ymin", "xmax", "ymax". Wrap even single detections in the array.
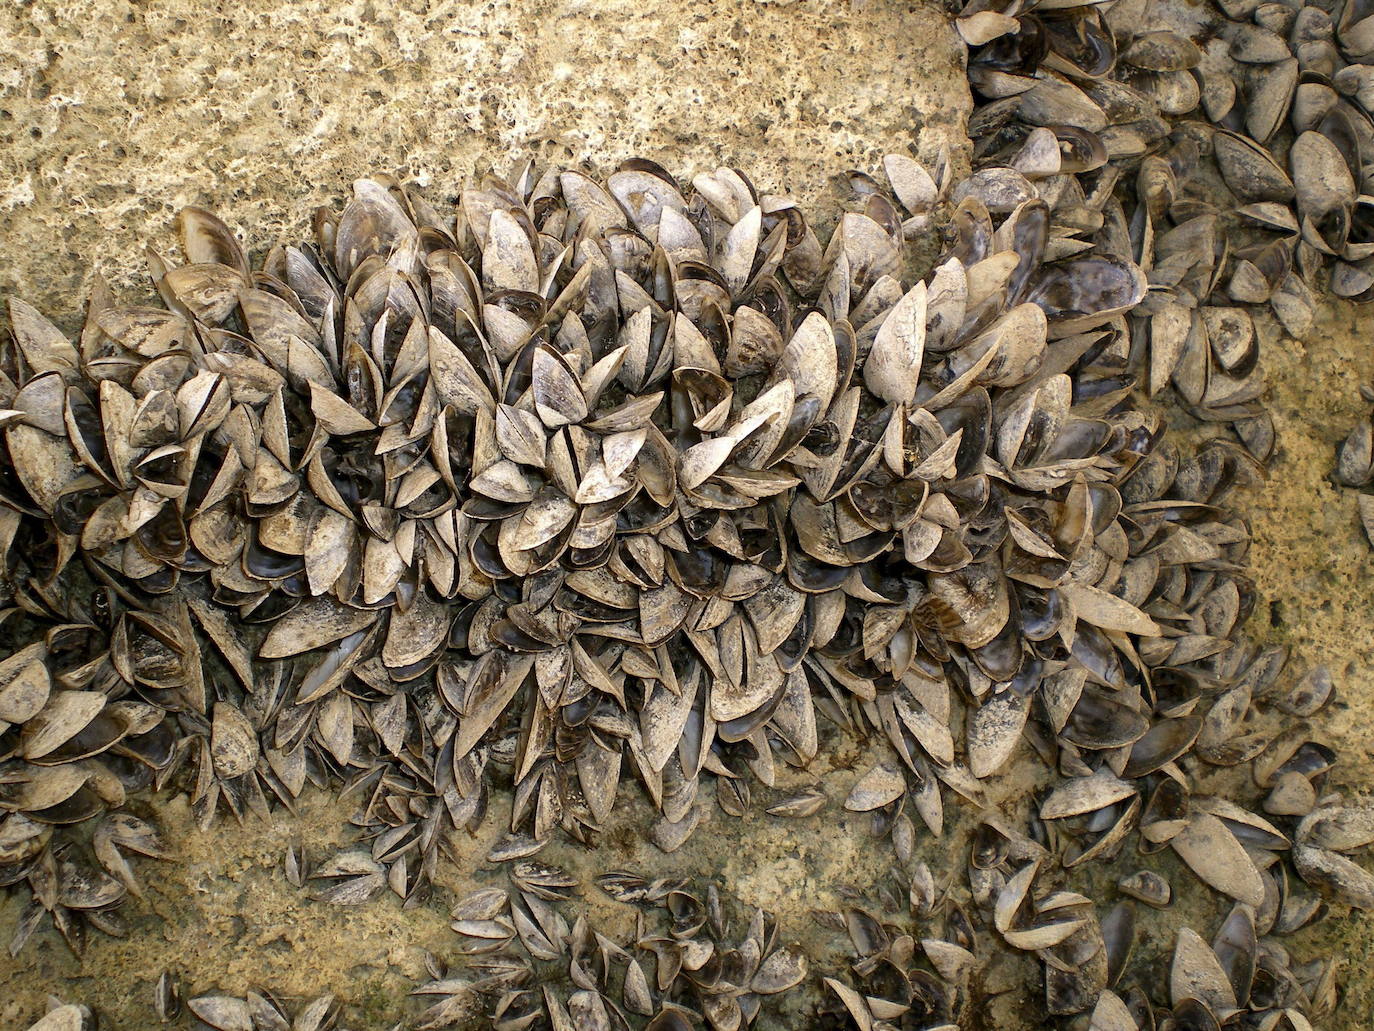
[
  {"xmin": 0, "ymin": 0, "xmax": 969, "ymax": 314},
  {"xmin": 1241, "ymin": 299, "xmax": 1374, "ymax": 1028}
]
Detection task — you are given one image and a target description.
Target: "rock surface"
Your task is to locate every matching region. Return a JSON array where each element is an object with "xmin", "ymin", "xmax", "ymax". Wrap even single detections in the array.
[{"xmin": 0, "ymin": 0, "xmax": 969, "ymax": 314}]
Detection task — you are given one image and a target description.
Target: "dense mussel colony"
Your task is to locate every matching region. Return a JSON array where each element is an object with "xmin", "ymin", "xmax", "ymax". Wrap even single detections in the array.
[
  {"xmin": 6, "ymin": 1, "xmax": 1374, "ymax": 1028},
  {"xmin": 966, "ymin": 0, "xmax": 1374, "ymax": 460},
  {"xmin": 967, "ymin": 0, "xmax": 1374, "ymax": 557}
]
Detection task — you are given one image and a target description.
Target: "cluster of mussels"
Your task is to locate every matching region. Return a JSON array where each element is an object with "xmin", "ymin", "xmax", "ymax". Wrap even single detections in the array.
[
  {"xmin": 420, "ymin": 872, "xmax": 810, "ymax": 1031},
  {"xmin": 962, "ymin": 0, "xmax": 1374, "ymax": 461},
  {"xmin": 1, "ymin": 44, "xmax": 1372, "ymax": 1024}
]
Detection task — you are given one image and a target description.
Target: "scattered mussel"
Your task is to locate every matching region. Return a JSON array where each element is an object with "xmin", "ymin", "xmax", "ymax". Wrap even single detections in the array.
[{"xmin": 1334, "ymin": 384, "xmax": 1374, "ymax": 546}]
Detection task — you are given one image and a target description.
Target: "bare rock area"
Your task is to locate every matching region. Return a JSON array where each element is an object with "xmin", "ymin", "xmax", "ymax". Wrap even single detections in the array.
[{"xmin": 0, "ymin": 0, "xmax": 969, "ymax": 312}]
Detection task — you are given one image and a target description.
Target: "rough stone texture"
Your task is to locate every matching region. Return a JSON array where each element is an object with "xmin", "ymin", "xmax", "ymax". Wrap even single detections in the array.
[
  {"xmin": 1246, "ymin": 297, "xmax": 1374, "ymax": 785},
  {"xmin": 0, "ymin": 0, "xmax": 969, "ymax": 317},
  {"xmin": 1240, "ymin": 299, "xmax": 1374, "ymax": 1031}
]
